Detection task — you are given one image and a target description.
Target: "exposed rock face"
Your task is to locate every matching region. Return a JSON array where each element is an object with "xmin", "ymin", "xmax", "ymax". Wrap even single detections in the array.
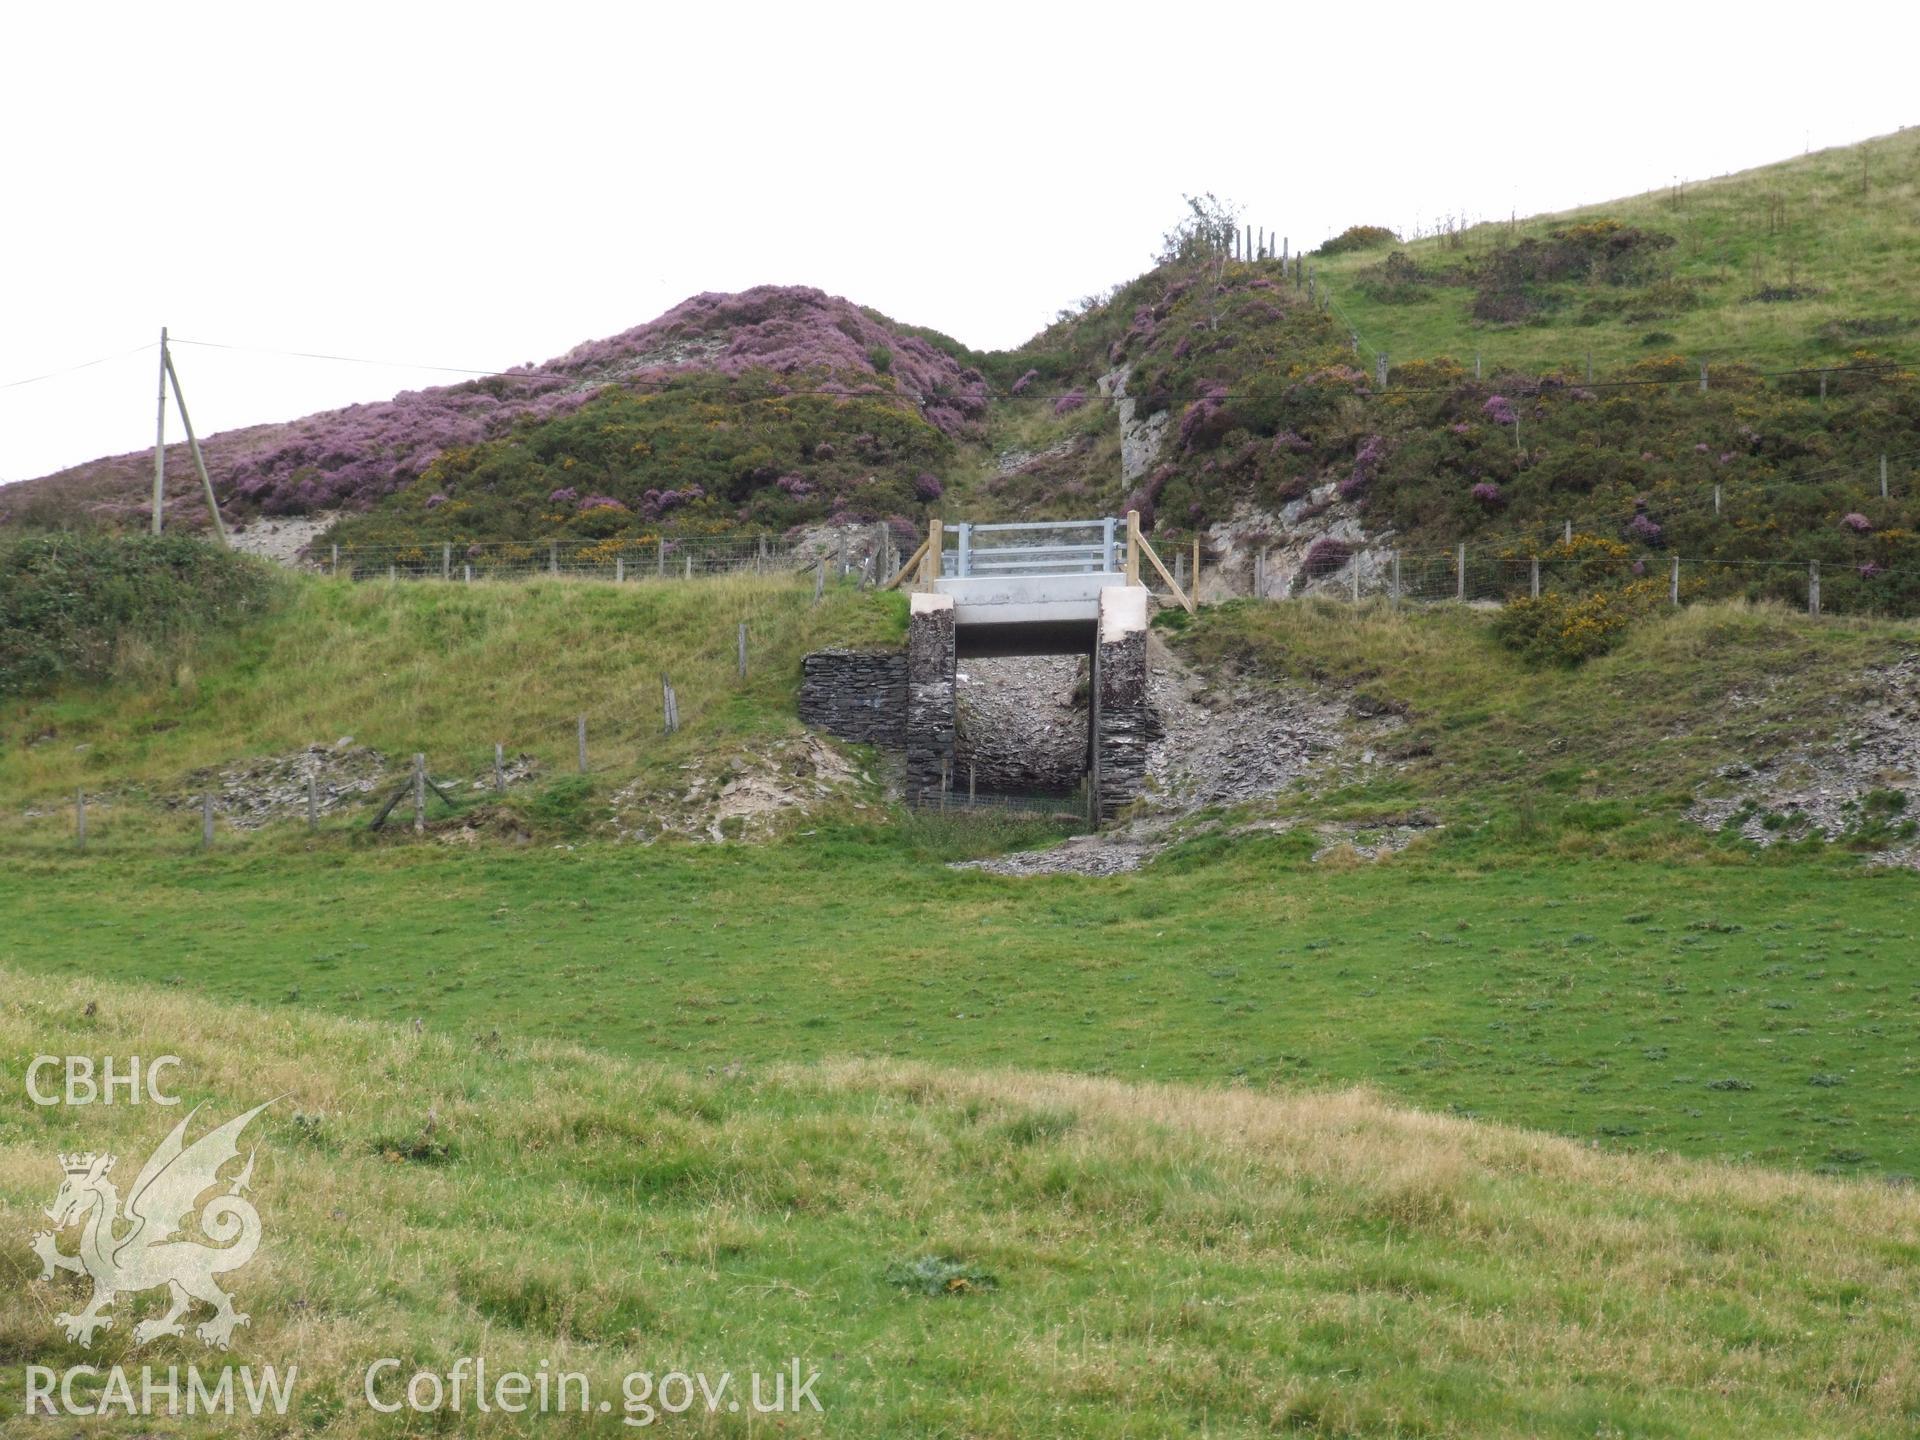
[
  {"xmin": 1099, "ymin": 364, "xmax": 1169, "ymax": 483},
  {"xmin": 954, "ymin": 656, "xmax": 1087, "ymax": 794},
  {"xmin": 1689, "ymin": 652, "xmax": 1920, "ymax": 866},
  {"xmin": 798, "ymin": 648, "xmax": 907, "ymax": 748},
  {"xmin": 905, "ymin": 595, "xmax": 957, "ymax": 804}
]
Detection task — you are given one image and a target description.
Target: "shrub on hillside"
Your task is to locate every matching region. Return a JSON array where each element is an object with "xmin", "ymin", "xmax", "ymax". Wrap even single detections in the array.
[
  {"xmin": 0, "ymin": 534, "xmax": 277, "ymax": 696},
  {"xmin": 1318, "ymin": 225, "xmax": 1399, "ymax": 256},
  {"xmin": 1496, "ymin": 578, "xmax": 1665, "ymax": 665}
]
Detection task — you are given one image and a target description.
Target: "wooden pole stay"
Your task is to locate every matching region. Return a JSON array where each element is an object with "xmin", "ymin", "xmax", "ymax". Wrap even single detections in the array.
[
  {"xmin": 162, "ymin": 345, "xmax": 228, "ymax": 547},
  {"xmin": 883, "ymin": 536, "xmax": 930, "ymax": 591},
  {"xmin": 1126, "ymin": 511, "xmax": 1194, "ymax": 614}
]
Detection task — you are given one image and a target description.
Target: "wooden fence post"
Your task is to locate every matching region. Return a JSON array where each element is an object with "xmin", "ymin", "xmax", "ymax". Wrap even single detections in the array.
[
  {"xmin": 577, "ymin": 715, "xmax": 588, "ymax": 773},
  {"xmin": 75, "ymin": 789, "xmax": 85, "ymax": 851},
  {"xmin": 494, "ymin": 742, "xmax": 506, "ymax": 796},
  {"xmin": 1253, "ymin": 551, "xmax": 1265, "ymax": 599},
  {"xmin": 657, "ymin": 538, "xmax": 666, "ymax": 578},
  {"xmin": 203, "ymin": 792, "xmax": 215, "ymax": 850},
  {"xmin": 814, "ymin": 560, "xmax": 825, "ymax": 603},
  {"xmin": 331, "ymin": 543, "xmax": 339, "ymax": 576},
  {"xmin": 968, "ymin": 764, "xmax": 977, "ymax": 804},
  {"xmin": 549, "ymin": 541, "xmax": 559, "ymax": 576},
  {"xmin": 1456, "ymin": 543, "xmax": 1467, "ymax": 602},
  {"xmin": 684, "ymin": 553, "xmax": 692, "ymax": 581},
  {"xmin": 412, "ymin": 755, "xmax": 426, "ymax": 833},
  {"xmin": 307, "ymin": 770, "xmax": 318, "ymax": 831},
  {"xmin": 1530, "ymin": 555, "xmax": 1540, "ymax": 599},
  {"xmin": 1563, "ymin": 519, "xmax": 1573, "ymax": 544},
  {"xmin": 1376, "ymin": 354, "xmax": 1389, "ymax": 389},
  {"xmin": 464, "ymin": 563, "xmax": 473, "ymax": 583},
  {"xmin": 615, "ymin": 555, "xmax": 624, "ymax": 583},
  {"xmin": 388, "ymin": 563, "xmax": 396, "ymax": 582},
  {"xmin": 1391, "ymin": 550, "xmax": 1401, "ymax": 607},
  {"xmin": 1809, "ymin": 560, "xmax": 1821, "ymax": 617},
  {"xmin": 442, "ymin": 542, "xmax": 451, "ymax": 580},
  {"xmin": 1670, "ymin": 555, "xmax": 1681, "ymax": 606},
  {"xmin": 1882, "ymin": 454, "xmax": 1890, "ymax": 499},
  {"xmin": 737, "ymin": 622, "xmax": 748, "ymax": 680},
  {"xmin": 1192, "ymin": 537, "xmax": 1201, "ymax": 600},
  {"xmin": 1699, "ymin": 361, "xmax": 1709, "ymax": 393},
  {"xmin": 1713, "ymin": 484, "xmax": 1721, "ymax": 516}
]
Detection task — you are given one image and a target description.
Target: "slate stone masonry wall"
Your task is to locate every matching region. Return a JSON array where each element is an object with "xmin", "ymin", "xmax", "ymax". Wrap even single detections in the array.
[{"xmin": 797, "ymin": 649, "xmax": 907, "ymax": 748}]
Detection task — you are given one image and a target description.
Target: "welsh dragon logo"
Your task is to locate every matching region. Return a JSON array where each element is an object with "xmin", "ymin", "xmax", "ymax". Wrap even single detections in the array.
[{"xmin": 30, "ymin": 1101, "xmax": 274, "ymax": 1350}]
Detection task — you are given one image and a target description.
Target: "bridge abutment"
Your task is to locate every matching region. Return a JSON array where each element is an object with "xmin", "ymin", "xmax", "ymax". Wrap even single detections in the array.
[
  {"xmin": 1092, "ymin": 585, "xmax": 1151, "ymax": 821},
  {"xmin": 906, "ymin": 592, "xmax": 957, "ymax": 804}
]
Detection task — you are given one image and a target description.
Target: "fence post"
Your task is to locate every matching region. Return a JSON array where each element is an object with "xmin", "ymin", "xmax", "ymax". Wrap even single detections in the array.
[
  {"xmin": 577, "ymin": 715, "xmax": 588, "ymax": 773},
  {"xmin": 331, "ymin": 543, "xmax": 339, "ymax": 577},
  {"xmin": 494, "ymin": 742, "xmax": 506, "ymax": 796},
  {"xmin": 1809, "ymin": 560, "xmax": 1821, "ymax": 617},
  {"xmin": 307, "ymin": 770, "xmax": 318, "ymax": 832},
  {"xmin": 1699, "ymin": 361, "xmax": 1709, "ymax": 393},
  {"xmin": 684, "ymin": 553, "xmax": 692, "ymax": 581},
  {"xmin": 464, "ymin": 562, "xmax": 473, "ymax": 583},
  {"xmin": 1174, "ymin": 549, "xmax": 1185, "ymax": 588},
  {"xmin": 1253, "ymin": 551, "xmax": 1265, "ymax": 599},
  {"xmin": 1530, "ymin": 555, "xmax": 1540, "ymax": 599},
  {"xmin": 1670, "ymin": 554, "xmax": 1681, "ymax": 606},
  {"xmin": 615, "ymin": 555, "xmax": 624, "ymax": 583},
  {"xmin": 1713, "ymin": 483, "xmax": 1721, "ymax": 516},
  {"xmin": 814, "ymin": 559, "xmax": 825, "ymax": 603},
  {"xmin": 1391, "ymin": 550, "xmax": 1401, "ymax": 607},
  {"xmin": 940, "ymin": 756, "xmax": 950, "ymax": 813},
  {"xmin": 1882, "ymin": 453, "xmax": 1890, "ymax": 499},
  {"xmin": 1456, "ymin": 543, "xmax": 1467, "ymax": 602},
  {"xmin": 968, "ymin": 764, "xmax": 977, "ymax": 804},
  {"xmin": 737, "ymin": 622, "xmax": 748, "ymax": 680},
  {"xmin": 1350, "ymin": 558, "xmax": 1360, "ymax": 603},
  {"xmin": 388, "ymin": 563, "xmax": 396, "ymax": 582},
  {"xmin": 1192, "ymin": 536, "xmax": 1201, "ymax": 600},
  {"xmin": 1563, "ymin": 519, "xmax": 1573, "ymax": 544},
  {"xmin": 1586, "ymin": 352, "xmax": 1593, "ymax": 384},
  {"xmin": 1474, "ymin": 351, "xmax": 1482, "ymax": 380},
  {"xmin": 75, "ymin": 789, "xmax": 85, "ymax": 851},
  {"xmin": 202, "ymin": 792, "xmax": 215, "ymax": 850},
  {"xmin": 412, "ymin": 755, "xmax": 425, "ymax": 834},
  {"xmin": 1819, "ymin": 370, "xmax": 1828, "ymax": 401},
  {"xmin": 549, "ymin": 541, "xmax": 558, "ymax": 576},
  {"xmin": 442, "ymin": 542, "xmax": 451, "ymax": 580},
  {"xmin": 657, "ymin": 538, "xmax": 666, "ymax": 578},
  {"xmin": 1376, "ymin": 353, "xmax": 1388, "ymax": 389}
]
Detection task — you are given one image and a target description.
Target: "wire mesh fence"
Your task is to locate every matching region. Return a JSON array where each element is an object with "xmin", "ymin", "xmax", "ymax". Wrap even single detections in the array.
[
  {"xmin": 323, "ymin": 534, "xmax": 823, "ymax": 584},
  {"xmin": 1140, "ymin": 532, "xmax": 1920, "ymax": 622}
]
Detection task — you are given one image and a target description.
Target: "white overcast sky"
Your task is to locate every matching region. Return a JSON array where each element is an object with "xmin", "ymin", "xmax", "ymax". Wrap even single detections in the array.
[{"xmin": 3, "ymin": 1, "xmax": 1915, "ymax": 484}]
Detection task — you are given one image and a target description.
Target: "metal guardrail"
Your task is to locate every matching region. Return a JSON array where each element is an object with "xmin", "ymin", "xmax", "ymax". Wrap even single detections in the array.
[{"xmin": 940, "ymin": 518, "xmax": 1118, "ymax": 578}]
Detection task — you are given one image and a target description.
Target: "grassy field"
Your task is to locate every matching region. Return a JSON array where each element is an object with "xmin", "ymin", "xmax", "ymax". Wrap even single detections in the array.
[
  {"xmin": 5, "ymin": 580, "xmax": 1920, "ymax": 1432},
  {"xmin": 6, "ymin": 966, "xmax": 1920, "ymax": 1436},
  {"xmin": 1312, "ymin": 127, "xmax": 1920, "ymax": 375}
]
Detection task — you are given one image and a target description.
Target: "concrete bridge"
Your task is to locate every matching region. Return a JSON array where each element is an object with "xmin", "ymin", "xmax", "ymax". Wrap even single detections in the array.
[{"xmin": 883, "ymin": 513, "xmax": 1192, "ymax": 820}]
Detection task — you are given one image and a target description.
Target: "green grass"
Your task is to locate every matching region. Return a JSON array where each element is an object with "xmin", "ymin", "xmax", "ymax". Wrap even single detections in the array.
[
  {"xmin": 2, "ymin": 817, "xmax": 1916, "ymax": 1177},
  {"xmin": 0, "ymin": 572, "xmax": 904, "ymax": 811},
  {"xmin": 1313, "ymin": 128, "xmax": 1920, "ymax": 374},
  {"xmin": 7, "ymin": 965, "xmax": 1920, "ymax": 1436}
]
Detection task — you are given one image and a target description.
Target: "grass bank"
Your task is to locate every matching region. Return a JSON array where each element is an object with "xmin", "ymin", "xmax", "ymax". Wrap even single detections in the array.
[{"xmin": 5, "ymin": 967, "xmax": 1920, "ymax": 1435}]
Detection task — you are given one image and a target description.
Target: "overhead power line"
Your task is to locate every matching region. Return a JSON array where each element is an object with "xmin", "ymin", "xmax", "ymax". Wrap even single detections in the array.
[{"xmin": 0, "ymin": 341, "xmax": 157, "ymax": 390}]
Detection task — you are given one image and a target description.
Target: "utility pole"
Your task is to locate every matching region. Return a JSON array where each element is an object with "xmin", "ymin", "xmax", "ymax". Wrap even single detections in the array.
[{"xmin": 152, "ymin": 327, "xmax": 168, "ymax": 534}]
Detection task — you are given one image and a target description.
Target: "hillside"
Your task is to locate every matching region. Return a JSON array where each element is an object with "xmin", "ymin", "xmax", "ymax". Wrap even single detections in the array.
[
  {"xmin": 7, "ymin": 966, "xmax": 1920, "ymax": 1435},
  {"xmin": 7, "ymin": 134, "xmax": 1920, "ymax": 620},
  {"xmin": 1311, "ymin": 127, "xmax": 1920, "ymax": 374},
  {"xmin": 1, "ymin": 287, "xmax": 989, "ymax": 539}
]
